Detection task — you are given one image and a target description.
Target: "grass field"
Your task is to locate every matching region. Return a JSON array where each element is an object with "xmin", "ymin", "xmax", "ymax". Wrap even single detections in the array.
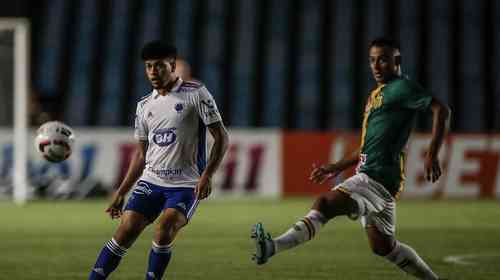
[{"xmin": 0, "ymin": 198, "xmax": 499, "ymax": 280}]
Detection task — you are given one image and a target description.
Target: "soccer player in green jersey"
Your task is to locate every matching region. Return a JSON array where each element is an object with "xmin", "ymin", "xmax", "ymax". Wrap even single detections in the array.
[{"xmin": 251, "ymin": 38, "xmax": 451, "ymax": 280}]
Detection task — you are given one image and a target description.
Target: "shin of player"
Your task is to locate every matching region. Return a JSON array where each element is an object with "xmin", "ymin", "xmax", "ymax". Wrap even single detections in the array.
[
  {"xmin": 89, "ymin": 41, "xmax": 228, "ymax": 280},
  {"xmin": 252, "ymin": 37, "xmax": 450, "ymax": 280}
]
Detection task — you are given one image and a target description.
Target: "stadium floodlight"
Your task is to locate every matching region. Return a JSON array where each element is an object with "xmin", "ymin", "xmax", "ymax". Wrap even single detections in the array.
[{"xmin": 0, "ymin": 18, "xmax": 31, "ymax": 205}]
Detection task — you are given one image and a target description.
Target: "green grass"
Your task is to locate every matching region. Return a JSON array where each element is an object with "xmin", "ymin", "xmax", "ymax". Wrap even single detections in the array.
[{"xmin": 0, "ymin": 198, "xmax": 499, "ymax": 280}]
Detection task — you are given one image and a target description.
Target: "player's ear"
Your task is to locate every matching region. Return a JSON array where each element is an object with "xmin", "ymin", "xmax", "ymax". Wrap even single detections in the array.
[
  {"xmin": 395, "ymin": 55, "xmax": 401, "ymax": 66},
  {"xmin": 170, "ymin": 60, "xmax": 176, "ymax": 73}
]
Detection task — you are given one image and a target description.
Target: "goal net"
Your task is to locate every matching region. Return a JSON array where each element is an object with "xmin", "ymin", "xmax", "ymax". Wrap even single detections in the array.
[{"xmin": 0, "ymin": 18, "xmax": 30, "ymax": 205}]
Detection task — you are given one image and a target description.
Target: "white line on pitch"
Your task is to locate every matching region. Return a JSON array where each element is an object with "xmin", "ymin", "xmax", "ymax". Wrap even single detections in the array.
[{"xmin": 443, "ymin": 254, "xmax": 500, "ymax": 265}]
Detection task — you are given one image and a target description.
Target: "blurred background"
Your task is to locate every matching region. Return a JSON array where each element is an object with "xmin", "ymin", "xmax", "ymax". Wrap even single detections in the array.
[
  {"xmin": 0, "ymin": 0, "xmax": 498, "ymax": 130},
  {"xmin": 1, "ymin": 1, "xmax": 500, "ymax": 280},
  {"xmin": 0, "ymin": 0, "xmax": 499, "ymax": 200}
]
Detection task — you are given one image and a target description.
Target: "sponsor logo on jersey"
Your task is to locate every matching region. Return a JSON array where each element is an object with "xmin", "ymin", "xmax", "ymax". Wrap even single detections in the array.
[
  {"xmin": 133, "ymin": 181, "xmax": 153, "ymax": 195},
  {"xmin": 174, "ymin": 103, "xmax": 184, "ymax": 113},
  {"xmin": 366, "ymin": 90, "xmax": 384, "ymax": 113},
  {"xmin": 150, "ymin": 168, "xmax": 182, "ymax": 177},
  {"xmin": 205, "ymin": 110, "xmax": 219, "ymax": 118},
  {"xmin": 203, "ymin": 109, "xmax": 220, "ymax": 121},
  {"xmin": 201, "ymin": 99, "xmax": 214, "ymax": 109},
  {"xmin": 371, "ymin": 91, "xmax": 384, "ymax": 109},
  {"xmin": 152, "ymin": 127, "xmax": 177, "ymax": 147},
  {"xmin": 176, "ymin": 202, "xmax": 187, "ymax": 211}
]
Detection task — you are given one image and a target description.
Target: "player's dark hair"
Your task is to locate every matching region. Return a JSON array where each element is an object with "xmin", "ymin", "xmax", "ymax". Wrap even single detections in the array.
[
  {"xmin": 369, "ymin": 37, "xmax": 401, "ymax": 52},
  {"xmin": 141, "ymin": 40, "xmax": 177, "ymax": 60},
  {"xmin": 369, "ymin": 37, "xmax": 401, "ymax": 64}
]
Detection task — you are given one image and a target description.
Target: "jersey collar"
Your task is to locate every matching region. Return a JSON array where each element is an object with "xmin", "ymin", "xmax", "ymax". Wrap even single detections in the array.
[{"xmin": 170, "ymin": 77, "xmax": 183, "ymax": 92}]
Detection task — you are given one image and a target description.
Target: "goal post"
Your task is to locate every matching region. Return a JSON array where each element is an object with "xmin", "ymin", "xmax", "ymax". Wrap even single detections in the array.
[{"xmin": 0, "ymin": 18, "xmax": 31, "ymax": 205}]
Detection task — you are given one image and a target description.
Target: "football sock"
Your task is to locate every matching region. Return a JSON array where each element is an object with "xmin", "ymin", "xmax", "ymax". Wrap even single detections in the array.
[
  {"xmin": 385, "ymin": 241, "xmax": 439, "ymax": 280},
  {"xmin": 145, "ymin": 242, "xmax": 173, "ymax": 280},
  {"xmin": 274, "ymin": 210, "xmax": 327, "ymax": 254},
  {"xmin": 89, "ymin": 238, "xmax": 127, "ymax": 280}
]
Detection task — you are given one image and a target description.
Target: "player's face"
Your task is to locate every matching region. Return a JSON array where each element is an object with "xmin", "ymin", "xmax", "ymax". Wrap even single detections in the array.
[
  {"xmin": 369, "ymin": 46, "xmax": 399, "ymax": 84},
  {"xmin": 145, "ymin": 58, "xmax": 176, "ymax": 89}
]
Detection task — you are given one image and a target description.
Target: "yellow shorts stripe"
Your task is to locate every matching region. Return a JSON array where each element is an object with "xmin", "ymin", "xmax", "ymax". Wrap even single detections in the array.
[{"xmin": 334, "ymin": 185, "xmax": 352, "ymax": 195}]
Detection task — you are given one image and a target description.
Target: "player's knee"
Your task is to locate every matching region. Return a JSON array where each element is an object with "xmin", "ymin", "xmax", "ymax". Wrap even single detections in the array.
[
  {"xmin": 114, "ymin": 218, "xmax": 148, "ymax": 247},
  {"xmin": 313, "ymin": 193, "xmax": 335, "ymax": 218},
  {"xmin": 155, "ymin": 223, "xmax": 179, "ymax": 244},
  {"xmin": 370, "ymin": 241, "xmax": 394, "ymax": 257},
  {"xmin": 313, "ymin": 192, "xmax": 351, "ymax": 220}
]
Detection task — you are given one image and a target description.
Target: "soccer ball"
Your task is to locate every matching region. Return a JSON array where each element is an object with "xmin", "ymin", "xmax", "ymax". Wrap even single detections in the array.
[{"xmin": 35, "ymin": 121, "xmax": 75, "ymax": 163}]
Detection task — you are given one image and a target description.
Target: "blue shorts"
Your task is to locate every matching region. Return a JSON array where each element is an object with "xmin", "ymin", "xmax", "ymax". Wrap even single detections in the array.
[{"xmin": 124, "ymin": 180, "xmax": 199, "ymax": 222}]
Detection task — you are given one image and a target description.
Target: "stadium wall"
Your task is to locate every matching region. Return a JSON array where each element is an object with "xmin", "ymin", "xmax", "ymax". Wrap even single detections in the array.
[
  {"xmin": 0, "ymin": 129, "xmax": 498, "ymax": 199},
  {"xmin": 283, "ymin": 132, "xmax": 500, "ymax": 199}
]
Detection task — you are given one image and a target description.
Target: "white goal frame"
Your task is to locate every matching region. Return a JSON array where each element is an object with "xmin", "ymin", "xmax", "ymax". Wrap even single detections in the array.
[{"xmin": 0, "ymin": 18, "xmax": 30, "ymax": 205}]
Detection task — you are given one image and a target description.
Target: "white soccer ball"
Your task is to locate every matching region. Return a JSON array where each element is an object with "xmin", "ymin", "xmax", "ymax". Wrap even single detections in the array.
[{"xmin": 35, "ymin": 121, "xmax": 75, "ymax": 163}]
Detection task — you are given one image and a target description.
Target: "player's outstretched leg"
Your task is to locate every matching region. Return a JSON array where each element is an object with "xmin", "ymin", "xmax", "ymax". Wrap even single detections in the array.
[
  {"xmin": 385, "ymin": 241, "xmax": 439, "ymax": 280},
  {"xmin": 89, "ymin": 238, "xmax": 127, "ymax": 280},
  {"xmin": 251, "ymin": 222, "xmax": 275, "ymax": 265},
  {"xmin": 366, "ymin": 227, "xmax": 439, "ymax": 280},
  {"xmin": 251, "ymin": 190, "xmax": 355, "ymax": 265},
  {"xmin": 251, "ymin": 210, "xmax": 326, "ymax": 265},
  {"xmin": 89, "ymin": 211, "xmax": 149, "ymax": 280}
]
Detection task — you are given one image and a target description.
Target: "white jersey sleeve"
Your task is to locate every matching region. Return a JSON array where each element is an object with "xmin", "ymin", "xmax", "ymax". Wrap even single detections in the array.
[
  {"xmin": 134, "ymin": 101, "xmax": 148, "ymax": 141},
  {"xmin": 194, "ymin": 86, "xmax": 222, "ymax": 125}
]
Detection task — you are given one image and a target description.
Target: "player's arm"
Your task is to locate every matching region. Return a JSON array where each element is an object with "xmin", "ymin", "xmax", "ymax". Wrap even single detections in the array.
[
  {"xmin": 330, "ymin": 148, "xmax": 360, "ymax": 171},
  {"xmin": 106, "ymin": 140, "xmax": 148, "ymax": 219},
  {"xmin": 116, "ymin": 140, "xmax": 148, "ymax": 195},
  {"xmin": 310, "ymin": 149, "xmax": 360, "ymax": 184},
  {"xmin": 425, "ymin": 97, "xmax": 451, "ymax": 183},
  {"xmin": 195, "ymin": 121, "xmax": 229, "ymax": 199}
]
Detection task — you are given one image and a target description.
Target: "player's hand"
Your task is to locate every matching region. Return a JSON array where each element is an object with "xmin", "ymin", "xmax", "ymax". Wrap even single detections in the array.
[
  {"xmin": 424, "ymin": 153, "xmax": 442, "ymax": 183},
  {"xmin": 309, "ymin": 163, "xmax": 341, "ymax": 184},
  {"xmin": 195, "ymin": 175, "xmax": 212, "ymax": 200},
  {"xmin": 105, "ymin": 192, "xmax": 125, "ymax": 219}
]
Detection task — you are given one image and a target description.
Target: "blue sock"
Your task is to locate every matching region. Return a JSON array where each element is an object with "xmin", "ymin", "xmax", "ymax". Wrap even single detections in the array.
[
  {"xmin": 145, "ymin": 242, "xmax": 172, "ymax": 280},
  {"xmin": 89, "ymin": 238, "xmax": 127, "ymax": 280}
]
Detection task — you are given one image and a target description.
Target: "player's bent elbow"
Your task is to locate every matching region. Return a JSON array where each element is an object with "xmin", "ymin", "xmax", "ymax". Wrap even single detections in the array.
[
  {"xmin": 431, "ymin": 98, "xmax": 451, "ymax": 120},
  {"xmin": 445, "ymin": 106, "xmax": 451, "ymax": 120},
  {"xmin": 440, "ymin": 104, "xmax": 451, "ymax": 120}
]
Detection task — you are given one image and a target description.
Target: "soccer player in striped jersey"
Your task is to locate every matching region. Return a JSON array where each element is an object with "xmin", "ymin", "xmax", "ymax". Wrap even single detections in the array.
[
  {"xmin": 89, "ymin": 40, "xmax": 228, "ymax": 280},
  {"xmin": 252, "ymin": 38, "xmax": 450, "ymax": 280}
]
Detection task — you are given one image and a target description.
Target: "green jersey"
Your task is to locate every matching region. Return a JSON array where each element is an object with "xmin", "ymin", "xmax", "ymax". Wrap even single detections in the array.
[{"xmin": 357, "ymin": 77, "xmax": 432, "ymax": 198}]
